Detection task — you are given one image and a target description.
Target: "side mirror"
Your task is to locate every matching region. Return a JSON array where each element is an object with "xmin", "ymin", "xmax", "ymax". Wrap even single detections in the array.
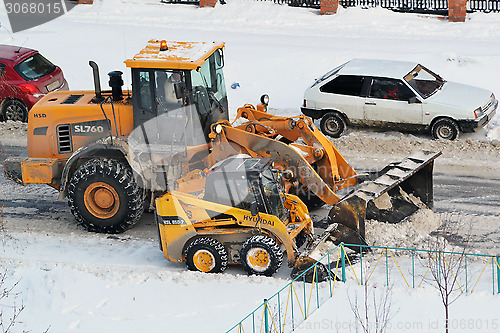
[
  {"xmin": 250, "ymin": 201, "xmax": 259, "ymax": 216},
  {"xmin": 174, "ymin": 81, "xmax": 187, "ymax": 100},
  {"xmin": 408, "ymin": 96, "xmax": 421, "ymax": 104}
]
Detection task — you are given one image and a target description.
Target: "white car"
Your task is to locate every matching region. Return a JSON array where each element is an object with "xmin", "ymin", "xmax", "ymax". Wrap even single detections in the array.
[{"xmin": 301, "ymin": 59, "xmax": 498, "ymax": 140}]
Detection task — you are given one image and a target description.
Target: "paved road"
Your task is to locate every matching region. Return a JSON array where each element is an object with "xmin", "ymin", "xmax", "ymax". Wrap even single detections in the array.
[
  {"xmin": 433, "ymin": 173, "xmax": 500, "ymax": 252},
  {"xmin": 1, "ymin": 144, "xmax": 499, "ymax": 253}
]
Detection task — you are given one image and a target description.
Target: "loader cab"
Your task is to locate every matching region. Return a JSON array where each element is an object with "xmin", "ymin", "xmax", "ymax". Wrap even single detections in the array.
[
  {"xmin": 126, "ymin": 40, "xmax": 229, "ymax": 143},
  {"xmin": 203, "ymin": 157, "xmax": 288, "ymax": 222}
]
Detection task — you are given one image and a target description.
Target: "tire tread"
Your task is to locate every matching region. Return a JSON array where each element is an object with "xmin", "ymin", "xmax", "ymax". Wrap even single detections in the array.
[
  {"xmin": 185, "ymin": 237, "xmax": 228, "ymax": 273},
  {"xmin": 67, "ymin": 158, "xmax": 143, "ymax": 233},
  {"xmin": 240, "ymin": 235, "xmax": 283, "ymax": 276}
]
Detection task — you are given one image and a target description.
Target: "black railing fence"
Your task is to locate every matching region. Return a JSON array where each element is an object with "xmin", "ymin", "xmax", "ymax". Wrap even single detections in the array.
[
  {"xmin": 342, "ymin": 0, "xmax": 448, "ymax": 10},
  {"xmin": 469, "ymin": 0, "xmax": 500, "ymax": 11},
  {"xmin": 162, "ymin": 0, "xmax": 500, "ymax": 13},
  {"xmin": 274, "ymin": 0, "xmax": 500, "ymax": 12},
  {"xmin": 274, "ymin": 0, "xmax": 321, "ymax": 8}
]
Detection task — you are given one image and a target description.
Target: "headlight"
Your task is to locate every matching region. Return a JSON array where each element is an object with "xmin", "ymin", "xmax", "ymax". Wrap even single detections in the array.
[
  {"xmin": 474, "ymin": 107, "xmax": 484, "ymax": 119},
  {"xmin": 260, "ymin": 94, "xmax": 270, "ymax": 105},
  {"xmin": 215, "ymin": 124, "xmax": 223, "ymax": 134}
]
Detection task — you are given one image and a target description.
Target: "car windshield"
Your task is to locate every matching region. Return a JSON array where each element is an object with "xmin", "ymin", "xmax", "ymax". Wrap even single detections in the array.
[
  {"xmin": 14, "ymin": 53, "xmax": 56, "ymax": 80},
  {"xmin": 404, "ymin": 64, "xmax": 444, "ymax": 99},
  {"xmin": 311, "ymin": 62, "xmax": 347, "ymax": 88},
  {"xmin": 260, "ymin": 169, "xmax": 287, "ymax": 222}
]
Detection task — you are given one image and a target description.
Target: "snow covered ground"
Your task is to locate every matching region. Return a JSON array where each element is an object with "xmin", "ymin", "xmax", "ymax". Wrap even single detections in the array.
[
  {"xmin": 0, "ymin": 0, "xmax": 500, "ymax": 332},
  {"xmin": 293, "ymin": 283, "xmax": 500, "ymax": 333},
  {"xmin": 0, "ymin": 231, "xmax": 293, "ymax": 332}
]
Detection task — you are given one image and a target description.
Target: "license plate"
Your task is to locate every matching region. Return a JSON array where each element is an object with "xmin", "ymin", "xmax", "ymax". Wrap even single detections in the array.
[{"xmin": 46, "ymin": 80, "xmax": 60, "ymax": 92}]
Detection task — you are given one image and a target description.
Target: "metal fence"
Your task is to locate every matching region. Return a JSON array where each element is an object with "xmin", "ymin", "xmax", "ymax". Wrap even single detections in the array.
[
  {"xmin": 226, "ymin": 243, "xmax": 500, "ymax": 333},
  {"xmin": 256, "ymin": 0, "xmax": 500, "ymax": 13},
  {"xmin": 468, "ymin": 0, "xmax": 500, "ymax": 11},
  {"xmin": 339, "ymin": 0, "xmax": 500, "ymax": 13},
  {"xmin": 339, "ymin": 0, "xmax": 448, "ymax": 13},
  {"xmin": 161, "ymin": 0, "xmax": 500, "ymax": 13},
  {"xmin": 271, "ymin": 0, "xmax": 321, "ymax": 8}
]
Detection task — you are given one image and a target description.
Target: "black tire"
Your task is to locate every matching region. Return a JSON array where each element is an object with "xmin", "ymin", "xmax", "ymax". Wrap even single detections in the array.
[
  {"xmin": 67, "ymin": 159, "xmax": 144, "ymax": 233},
  {"xmin": 2, "ymin": 99, "xmax": 28, "ymax": 122},
  {"xmin": 185, "ymin": 237, "xmax": 228, "ymax": 273},
  {"xmin": 240, "ymin": 235, "xmax": 283, "ymax": 276},
  {"xmin": 320, "ymin": 112, "xmax": 346, "ymax": 138},
  {"xmin": 431, "ymin": 118, "xmax": 459, "ymax": 140}
]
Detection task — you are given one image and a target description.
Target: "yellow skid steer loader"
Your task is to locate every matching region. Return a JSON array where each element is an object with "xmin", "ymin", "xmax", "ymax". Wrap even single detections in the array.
[{"xmin": 155, "ymin": 156, "xmax": 314, "ymax": 276}]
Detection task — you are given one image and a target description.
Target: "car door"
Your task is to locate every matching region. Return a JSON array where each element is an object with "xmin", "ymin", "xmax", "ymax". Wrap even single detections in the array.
[
  {"xmin": 317, "ymin": 75, "xmax": 366, "ymax": 123},
  {"xmin": 364, "ymin": 77, "xmax": 423, "ymax": 126}
]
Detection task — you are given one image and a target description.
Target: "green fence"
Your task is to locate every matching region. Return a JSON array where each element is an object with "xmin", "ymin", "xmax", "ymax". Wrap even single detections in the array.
[{"xmin": 226, "ymin": 243, "xmax": 500, "ymax": 333}]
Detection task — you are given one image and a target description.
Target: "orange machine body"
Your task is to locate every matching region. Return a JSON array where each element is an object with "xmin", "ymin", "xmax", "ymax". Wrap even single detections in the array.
[{"xmin": 26, "ymin": 90, "xmax": 134, "ymax": 159}]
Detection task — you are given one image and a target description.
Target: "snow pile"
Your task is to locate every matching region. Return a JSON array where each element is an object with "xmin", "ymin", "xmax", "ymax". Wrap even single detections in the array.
[
  {"xmin": 366, "ymin": 209, "xmax": 443, "ymax": 250},
  {"xmin": 487, "ymin": 121, "xmax": 500, "ymax": 140},
  {"xmin": 0, "ymin": 121, "xmax": 27, "ymax": 146},
  {"xmin": 332, "ymin": 130, "xmax": 500, "ymax": 176},
  {"xmin": 335, "ymin": 131, "xmax": 500, "ymax": 158}
]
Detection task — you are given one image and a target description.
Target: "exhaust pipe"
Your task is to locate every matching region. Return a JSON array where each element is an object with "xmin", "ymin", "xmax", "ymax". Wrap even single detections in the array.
[
  {"xmin": 108, "ymin": 71, "xmax": 123, "ymax": 101},
  {"xmin": 89, "ymin": 61, "xmax": 104, "ymax": 103}
]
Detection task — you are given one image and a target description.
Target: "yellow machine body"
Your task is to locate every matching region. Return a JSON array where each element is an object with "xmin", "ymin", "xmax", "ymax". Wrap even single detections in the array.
[{"xmin": 155, "ymin": 190, "xmax": 312, "ymax": 266}]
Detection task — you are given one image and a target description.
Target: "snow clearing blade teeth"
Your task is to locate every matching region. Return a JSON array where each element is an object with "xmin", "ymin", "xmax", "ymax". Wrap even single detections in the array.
[{"xmin": 330, "ymin": 150, "xmax": 441, "ymax": 244}]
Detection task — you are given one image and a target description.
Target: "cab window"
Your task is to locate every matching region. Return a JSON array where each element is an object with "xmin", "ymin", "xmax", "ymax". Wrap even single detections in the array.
[
  {"xmin": 154, "ymin": 70, "xmax": 184, "ymax": 113},
  {"xmin": 210, "ymin": 178, "xmax": 255, "ymax": 210},
  {"xmin": 138, "ymin": 71, "xmax": 153, "ymax": 113},
  {"xmin": 190, "ymin": 50, "xmax": 227, "ymax": 112}
]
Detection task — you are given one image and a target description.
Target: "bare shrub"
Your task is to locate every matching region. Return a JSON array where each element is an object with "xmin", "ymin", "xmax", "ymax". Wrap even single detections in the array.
[
  {"xmin": 348, "ymin": 284, "xmax": 397, "ymax": 333},
  {"xmin": 0, "ymin": 198, "xmax": 26, "ymax": 333},
  {"xmin": 424, "ymin": 215, "xmax": 472, "ymax": 333}
]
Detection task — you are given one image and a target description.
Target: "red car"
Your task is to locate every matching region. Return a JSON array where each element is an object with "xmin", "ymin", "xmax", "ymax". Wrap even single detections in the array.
[{"xmin": 0, "ymin": 45, "xmax": 68, "ymax": 122}]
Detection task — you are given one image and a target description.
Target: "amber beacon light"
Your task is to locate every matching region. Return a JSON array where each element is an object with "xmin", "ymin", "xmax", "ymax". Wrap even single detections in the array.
[{"xmin": 160, "ymin": 40, "xmax": 168, "ymax": 51}]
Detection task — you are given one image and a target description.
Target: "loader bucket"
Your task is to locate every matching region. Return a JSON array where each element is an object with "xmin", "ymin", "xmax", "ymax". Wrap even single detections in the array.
[
  {"xmin": 291, "ymin": 150, "xmax": 441, "ymax": 280},
  {"xmin": 329, "ymin": 150, "xmax": 441, "ymax": 246}
]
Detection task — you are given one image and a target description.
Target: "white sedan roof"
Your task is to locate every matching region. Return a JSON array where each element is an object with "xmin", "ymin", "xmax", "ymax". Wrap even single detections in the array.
[{"xmin": 338, "ymin": 59, "xmax": 418, "ymax": 79}]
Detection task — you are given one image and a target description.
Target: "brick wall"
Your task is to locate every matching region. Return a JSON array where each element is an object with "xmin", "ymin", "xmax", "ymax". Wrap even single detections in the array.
[
  {"xmin": 320, "ymin": 0, "xmax": 338, "ymax": 14},
  {"xmin": 200, "ymin": 0, "xmax": 217, "ymax": 8},
  {"xmin": 448, "ymin": 0, "xmax": 467, "ymax": 22}
]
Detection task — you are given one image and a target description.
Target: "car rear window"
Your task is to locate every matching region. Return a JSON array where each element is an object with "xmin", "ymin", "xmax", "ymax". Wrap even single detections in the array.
[
  {"xmin": 310, "ymin": 62, "xmax": 347, "ymax": 88},
  {"xmin": 14, "ymin": 53, "xmax": 56, "ymax": 80},
  {"xmin": 320, "ymin": 75, "xmax": 364, "ymax": 97}
]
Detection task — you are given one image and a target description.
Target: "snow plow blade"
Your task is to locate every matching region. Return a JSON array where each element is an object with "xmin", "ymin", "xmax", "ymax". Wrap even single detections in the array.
[{"xmin": 292, "ymin": 150, "xmax": 441, "ymax": 281}]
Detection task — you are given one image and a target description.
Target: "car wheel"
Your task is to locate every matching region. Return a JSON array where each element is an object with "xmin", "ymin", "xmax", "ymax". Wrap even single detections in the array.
[
  {"xmin": 431, "ymin": 118, "xmax": 459, "ymax": 140},
  {"xmin": 2, "ymin": 100, "xmax": 28, "ymax": 122},
  {"xmin": 240, "ymin": 235, "xmax": 283, "ymax": 276},
  {"xmin": 185, "ymin": 237, "xmax": 228, "ymax": 273},
  {"xmin": 320, "ymin": 112, "xmax": 346, "ymax": 138}
]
